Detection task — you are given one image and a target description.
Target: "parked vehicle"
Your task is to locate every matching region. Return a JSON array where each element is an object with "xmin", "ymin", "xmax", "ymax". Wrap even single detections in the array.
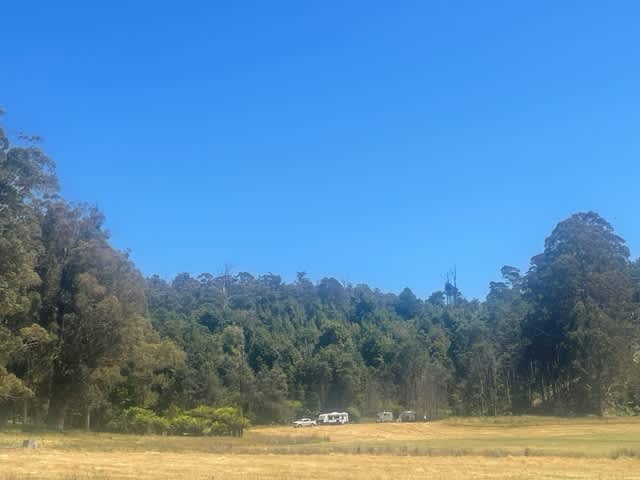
[
  {"xmin": 317, "ymin": 411, "xmax": 349, "ymax": 424},
  {"xmin": 398, "ymin": 410, "xmax": 416, "ymax": 422},
  {"xmin": 376, "ymin": 411, "xmax": 394, "ymax": 422},
  {"xmin": 293, "ymin": 417, "xmax": 317, "ymax": 428}
]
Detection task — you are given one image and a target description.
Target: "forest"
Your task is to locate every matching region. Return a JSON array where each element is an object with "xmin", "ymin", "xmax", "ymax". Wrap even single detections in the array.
[{"xmin": 1, "ymin": 115, "xmax": 640, "ymax": 432}]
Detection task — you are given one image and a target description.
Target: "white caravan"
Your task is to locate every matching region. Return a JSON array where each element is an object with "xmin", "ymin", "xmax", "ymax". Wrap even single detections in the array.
[{"xmin": 317, "ymin": 411, "xmax": 349, "ymax": 425}]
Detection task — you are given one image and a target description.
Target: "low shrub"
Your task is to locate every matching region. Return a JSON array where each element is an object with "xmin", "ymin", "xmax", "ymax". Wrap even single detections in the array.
[
  {"xmin": 169, "ymin": 414, "xmax": 207, "ymax": 435},
  {"xmin": 107, "ymin": 405, "xmax": 248, "ymax": 437},
  {"xmin": 107, "ymin": 407, "xmax": 169, "ymax": 435},
  {"xmin": 187, "ymin": 406, "xmax": 249, "ymax": 436}
]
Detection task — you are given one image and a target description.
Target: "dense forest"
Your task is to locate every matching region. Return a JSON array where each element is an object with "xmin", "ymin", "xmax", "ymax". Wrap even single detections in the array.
[{"xmin": 1, "ymin": 114, "xmax": 640, "ymax": 433}]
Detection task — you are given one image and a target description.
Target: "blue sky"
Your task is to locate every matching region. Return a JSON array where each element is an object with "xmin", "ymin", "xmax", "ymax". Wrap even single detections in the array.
[{"xmin": 2, "ymin": 1, "xmax": 640, "ymax": 299}]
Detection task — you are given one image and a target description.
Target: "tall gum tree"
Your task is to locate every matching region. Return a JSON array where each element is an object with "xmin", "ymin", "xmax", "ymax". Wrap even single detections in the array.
[{"xmin": 523, "ymin": 212, "xmax": 639, "ymax": 414}]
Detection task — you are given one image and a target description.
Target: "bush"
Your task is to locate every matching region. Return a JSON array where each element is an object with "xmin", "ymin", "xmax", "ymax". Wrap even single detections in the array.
[
  {"xmin": 169, "ymin": 414, "xmax": 207, "ymax": 435},
  {"xmin": 187, "ymin": 405, "xmax": 249, "ymax": 437},
  {"xmin": 347, "ymin": 406, "xmax": 361, "ymax": 423},
  {"xmin": 107, "ymin": 407, "xmax": 169, "ymax": 434},
  {"xmin": 107, "ymin": 405, "xmax": 248, "ymax": 437}
]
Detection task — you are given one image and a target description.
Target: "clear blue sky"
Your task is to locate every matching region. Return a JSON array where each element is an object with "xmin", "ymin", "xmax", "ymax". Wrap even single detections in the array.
[{"xmin": 2, "ymin": 1, "xmax": 640, "ymax": 299}]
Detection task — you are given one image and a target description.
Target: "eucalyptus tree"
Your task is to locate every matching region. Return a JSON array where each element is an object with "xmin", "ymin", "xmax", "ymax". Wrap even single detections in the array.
[{"xmin": 523, "ymin": 212, "xmax": 639, "ymax": 414}]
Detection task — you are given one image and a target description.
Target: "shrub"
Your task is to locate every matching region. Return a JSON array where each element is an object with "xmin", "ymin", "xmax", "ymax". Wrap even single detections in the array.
[
  {"xmin": 108, "ymin": 407, "xmax": 169, "ymax": 434},
  {"xmin": 346, "ymin": 406, "xmax": 361, "ymax": 422},
  {"xmin": 187, "ymin": 405, "xmax": 249, "ymax": 437},
  {"xmin": 106, "ymin": 405, "xmax": 248, "ymax": 436},
  {"xmin": 169, "ymin": 414, "xmax": 207, "ymax": 435}
]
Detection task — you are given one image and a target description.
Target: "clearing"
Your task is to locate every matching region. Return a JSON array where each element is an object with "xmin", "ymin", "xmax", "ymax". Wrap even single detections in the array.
[{"xmin": 1, "ymin": 416, "xmax": 639, "ymax": 479}]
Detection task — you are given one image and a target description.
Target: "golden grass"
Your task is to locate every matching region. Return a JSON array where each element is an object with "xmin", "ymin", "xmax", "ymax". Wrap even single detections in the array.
[
  {"xmin": 1, "ymin": 417, "xmax": 640, "ymax": 479},
  {"xmin": 2, "ymin": 452, "xmax": 640, "ymax": 479},
  {"xmin": 251, "ymin": 416, "xmax": 640, "ymax": 457}
]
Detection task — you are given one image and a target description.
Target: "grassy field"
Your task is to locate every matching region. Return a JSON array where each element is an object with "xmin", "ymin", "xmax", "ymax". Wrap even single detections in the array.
[{"xmin": 1, "ymin": 416, "xmax": 640, "ymax": 479}]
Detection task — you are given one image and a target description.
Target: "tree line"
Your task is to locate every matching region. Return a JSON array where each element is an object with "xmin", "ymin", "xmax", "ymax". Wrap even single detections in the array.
[{"xmin": 1, "ymin": 114, "xmax": 640, "ymax": 432}]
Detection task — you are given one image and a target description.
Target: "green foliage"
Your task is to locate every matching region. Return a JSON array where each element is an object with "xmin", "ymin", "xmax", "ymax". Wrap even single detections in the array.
[
  {"xmin": 169, "ymin": 413, "xmax": 207, "ymax": 435},
  {"xmin": 108, "ymin": 407, "xmax": 170, "ymax": 435},
  {"xmin": 187, "ymin": 405, "xmax": 248, "ymax": 436},
  {"xmin": 106, "ymin": 405, "xmax": 248, "ymax": 436},
  {"xmin": 0, "ymin": 366, "xmax": 32, "ymax": 401},
  {"xmin": 2, "ymin": 109, "xmax": 640, "ymax": 432},
  {"xmin": 523, "ymin": 212, "xmax": 639, "ymax": 414}
]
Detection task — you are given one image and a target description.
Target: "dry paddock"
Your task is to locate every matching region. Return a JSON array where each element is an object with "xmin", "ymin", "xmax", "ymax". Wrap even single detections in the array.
[
  {"xmin": 1, "ymin": 451, "xmax": 640, "ymax": 480},
  {"xmin": 2, "ymin": 418, "xmax": 640, "ymax": 479}
]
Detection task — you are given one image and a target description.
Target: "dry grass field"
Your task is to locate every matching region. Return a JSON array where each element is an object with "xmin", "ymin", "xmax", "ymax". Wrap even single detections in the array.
[{"xmin": 1, "ymin": 417, "xmax": 640, "ymax": 479}]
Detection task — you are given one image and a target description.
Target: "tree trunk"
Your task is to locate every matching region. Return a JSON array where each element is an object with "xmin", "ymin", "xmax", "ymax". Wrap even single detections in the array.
[
  {"xmin": 34, "ymin": 406, "xmax": 42, "ymax": 429},
  {"xmin": 0, "ymin": 408, "xmax": 8, "ymax": 428},
  {"xmin": 23, "ymin": 400, "xmax": 28, "ymax": 426},
  {"xmin": 85, "ymin": 407, "xmax": 91, "ymax": 432},
  {"xmin": 47, "ymin": 395, "xmax": 67, "ymax": 431},
  {"xmin": 56, "ymin": 408, "xmax": 66, "ymax": 431}
]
